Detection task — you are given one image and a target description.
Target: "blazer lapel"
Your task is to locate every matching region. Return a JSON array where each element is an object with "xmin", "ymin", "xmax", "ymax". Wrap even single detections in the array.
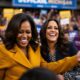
[
  {"xmin": 13, "ymin": 45, "xmax": 33, "ymax": 68},
  {"xmin": 28, "ymin": 46, "xmax": 40, "ymax": 67},
  {"xmin": 0, "ymin": 44, "xmax": 33, "ymax": 68}
]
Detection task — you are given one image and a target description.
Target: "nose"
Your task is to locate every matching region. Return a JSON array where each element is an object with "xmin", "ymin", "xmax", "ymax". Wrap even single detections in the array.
[
  {"xmin": 22, "ymin": 32, "xmax": 27, "ymax": 38},
  {"xmin": 51, "ymin": 28, "xmax": 55, "ymax": 32}
]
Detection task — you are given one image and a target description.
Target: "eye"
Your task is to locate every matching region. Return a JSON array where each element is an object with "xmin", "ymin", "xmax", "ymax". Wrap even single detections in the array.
[
  {"xmin": 47, "ymin": 26, "xmax": 52, "ymax": 29},
  {"xmin": 54, "ymin": 26, "xmax": 58, "ymax": 30},
  {"xmin": 18, "ymin": 30, "xmax": 23, "ymax": 34},
  {"xmin": 47, "ymin": 26, "xmax": 58, "ymax": 30},
  {"xmin": 18, "ymin": 30, "xmax": 31, "ymax": 34},
  {"xmin": 26, "ymin": 31, "xmax": 31, "ymax": 34}
]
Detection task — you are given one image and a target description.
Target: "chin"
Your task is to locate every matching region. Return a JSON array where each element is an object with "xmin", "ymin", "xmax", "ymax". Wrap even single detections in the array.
[
  {"xmin": 49, "ymin": 39, "xmax": 57, "ymax": 43},
  {"xmin": 50, "ymin": 39, "xmax": 56, "ymax": 41},
  {"xmin": 49, "ymin": 40, "xmax": 55, "ymax": 43},
  {"xmin": 20, "ymin": 46, "xmax": 27, "ymax": 48},
  {"xmin": 19, "ymin": 44, "xmax": 28, "ymax": 48}
]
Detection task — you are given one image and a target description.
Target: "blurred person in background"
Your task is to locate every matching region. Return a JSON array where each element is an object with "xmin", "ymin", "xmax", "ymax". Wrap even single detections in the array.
[
  {"xmin": 19, "ymin": 67, "xmax": 59, "ymax": 80},
  {"xmin": 73, "ymin": 28, "xmax": 80, "ymax": 50},
  {"xmin": 68, "ymin": 24, "xmax": 78, "ymax": 42},
  {"xmin": 0, "ymin": 15, "xmax": 7, "ymax": 26},
  {"xmin": 40, "ymin": 18, "xmax": 80, "ymax": 80},
  {"xmin": 47, "ymin": 9, "xmax": 60, "ymax": 21},
  {"xmin": 0, "ymin": 13, "xmax": 80, "ymax": 80}
]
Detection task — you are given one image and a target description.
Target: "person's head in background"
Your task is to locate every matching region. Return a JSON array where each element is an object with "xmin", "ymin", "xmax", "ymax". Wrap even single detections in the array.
[
  {"xmin": 63, "ymin": 31, "xmax": 69, "ymax": 41},
  {"xmin": 78, "ymin": 27, "xmax": 80, "ymax": 36},
  {"xmin": 19, "ymin": 67, "xmax": 59, "ymax": 80},
  {"xmin": 3, "ymin": 13, "xmax": 38, "ymax": 51}
]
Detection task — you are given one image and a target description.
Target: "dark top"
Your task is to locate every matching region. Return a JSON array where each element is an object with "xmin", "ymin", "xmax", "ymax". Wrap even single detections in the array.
[{"xmin": 41, "ymin": 42, "xmax": 78, "ymax": 62}]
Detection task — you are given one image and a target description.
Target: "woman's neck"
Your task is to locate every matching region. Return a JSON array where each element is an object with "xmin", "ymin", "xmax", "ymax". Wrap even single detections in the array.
[
  {"xmin": 21, "ymin": 47, "xmax": 29, "ymax": 59},
  {"xmin": 48, "ymin": 42, "xmax": 55, "ymax": 55},
  {"xmin": 21, "ymin": 48, "xmax": 27, "ymax": 54}
]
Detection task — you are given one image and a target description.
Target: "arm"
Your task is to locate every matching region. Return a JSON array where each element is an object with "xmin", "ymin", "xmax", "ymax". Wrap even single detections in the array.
[
  {"xmin": 40, "ymin": 54, "xmax": 79, "ymax": 74},
  {"xmin": 0, "ymin": 51, "xmax": 13, "ymax": 68},
  {"xmin": 0, "ymin": 51, "xmax": 13, "ymax": 79}
]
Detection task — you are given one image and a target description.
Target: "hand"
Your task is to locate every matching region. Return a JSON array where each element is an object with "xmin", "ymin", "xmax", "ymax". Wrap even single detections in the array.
[
  {"xmin": 76, "ymin": 51, "xmax": 80, "ymax": 61},
  {"xmin": 57, "ymin": 74, "xmax": 64, "ymax": 80}
]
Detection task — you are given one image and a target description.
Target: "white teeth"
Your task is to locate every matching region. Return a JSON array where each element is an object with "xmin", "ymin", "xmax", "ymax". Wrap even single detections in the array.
[
  {"xmin": 22, "ymin": 39, "xmax": 27, "ymax": 41},
  {"xmin": 21, "ymin": 39, "xmax": 27, "ymax": 42},
  {"xmin": 50, "ymin": 33, "xmax": 55, "ymax": 36}
]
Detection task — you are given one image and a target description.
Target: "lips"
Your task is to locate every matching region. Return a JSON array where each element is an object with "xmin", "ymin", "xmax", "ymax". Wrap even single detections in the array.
[
  {"xmin": 49, "ymin": 33, "xmax": 56, "ymax": 36},
  {"xmin": 20, "ymin": 38, "xmax": 28, "ymax": 43}
]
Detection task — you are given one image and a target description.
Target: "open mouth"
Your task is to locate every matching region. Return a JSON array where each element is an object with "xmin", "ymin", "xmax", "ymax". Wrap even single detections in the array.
[
  {"xmin": 49, "ymin": 33, "xmax": 56, "ymax": 37},
  {"xmin": 20, "ymin": 38, "xmax": 28, "ymax": 44}
]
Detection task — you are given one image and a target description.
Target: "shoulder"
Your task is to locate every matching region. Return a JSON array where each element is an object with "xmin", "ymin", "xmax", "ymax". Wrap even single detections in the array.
[
  {"xmin": 29, "ymin": 45, "xmax": 40, "ymax": 52},
  {"xmin": 68, "ymin": 42, "xmax": 77, "ymax": 49},
  {"xmin": 0, "ymin": 43, "xmax": 5, "ymax": 49},
  {"xmin": 67, "ymin": 42, "xmax": 78, "ymax": 55},
  {"xmin": 0, "ymin": 43, "xmax": 16, "ymax": 55},
  {"xmin": 35, "ymin": 45, "xmax": 40, "ymax": 53}
]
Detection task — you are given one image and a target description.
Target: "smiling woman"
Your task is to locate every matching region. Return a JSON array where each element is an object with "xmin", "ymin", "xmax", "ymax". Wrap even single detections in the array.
[
  {"xmin": 17, "ymin": 21, "xmax": 32, "ymax": 48},
  {"xmin": 46, "ymin": 20, "xmax": 59, "ymax": 44}
]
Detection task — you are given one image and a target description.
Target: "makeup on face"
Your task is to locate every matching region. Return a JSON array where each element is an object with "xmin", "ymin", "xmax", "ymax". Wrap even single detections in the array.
[
  {"xmin": 46, "ymin": 21, "xmax": 59, "ymax": 43},
  {"xmin": 17, "ymin": 21, "xmax": 32, "ymax": 48}
]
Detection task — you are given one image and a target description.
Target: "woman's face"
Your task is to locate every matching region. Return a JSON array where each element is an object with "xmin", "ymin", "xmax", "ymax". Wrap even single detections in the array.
[
  {"xmin": 46, "ymin": 20, "xmax": 59, "ymax": 43},
  {"xmin": 17, "ymin": 21, "xmax": 32, "ymax": 48}
]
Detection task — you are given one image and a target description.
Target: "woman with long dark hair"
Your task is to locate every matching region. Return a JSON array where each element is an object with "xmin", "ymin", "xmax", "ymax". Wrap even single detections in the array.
[{"xmin": 40, "ymin": 19, "xmax": 80, "ymax": 80}]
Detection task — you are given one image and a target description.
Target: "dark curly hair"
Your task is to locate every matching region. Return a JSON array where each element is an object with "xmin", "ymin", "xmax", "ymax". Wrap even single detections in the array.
[
  {"xmin": 40, "ymin": 19, "xmax": 70, "ymax": 60},
  {"xmin": 3, "ymin": 13, "xmax": 38, "ymax": 51}
]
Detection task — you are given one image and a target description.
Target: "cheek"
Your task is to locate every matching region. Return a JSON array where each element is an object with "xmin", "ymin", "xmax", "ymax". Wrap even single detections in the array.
[
  {"xmin": 26, "ymin": 34, "xmax": 32, "ymax": 40},
  {"xmin": 57, "ymin": 30, "xmax": 59, "ymax": 36},
  {"xmin": 46, "ymin": 30, "xmax": 49, "ymax": 36},
  {"xmin": 17, "ymin": 34, "xmax": 22, "ymax": 39},
  {"xmin": 45, "ymin": 32, "xmax": 48, "ymax": 39},
  {"xmin": 17, "ymin": 33, "xmax": 20, "ymax": 37},
  {"xmin": 56, "ymin": 33, "xmax": 59, "ymax": 39},
  {"xmin": 57, "ymin": 32, "xmax": 59, "ymax": 36},
  {"xmin": 16, "ymin": 36, "xmax": 21, "ymax": 43},
  {"xmin": 28, "ymin": 34, "xmax": 32, "ymax": 40}
]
